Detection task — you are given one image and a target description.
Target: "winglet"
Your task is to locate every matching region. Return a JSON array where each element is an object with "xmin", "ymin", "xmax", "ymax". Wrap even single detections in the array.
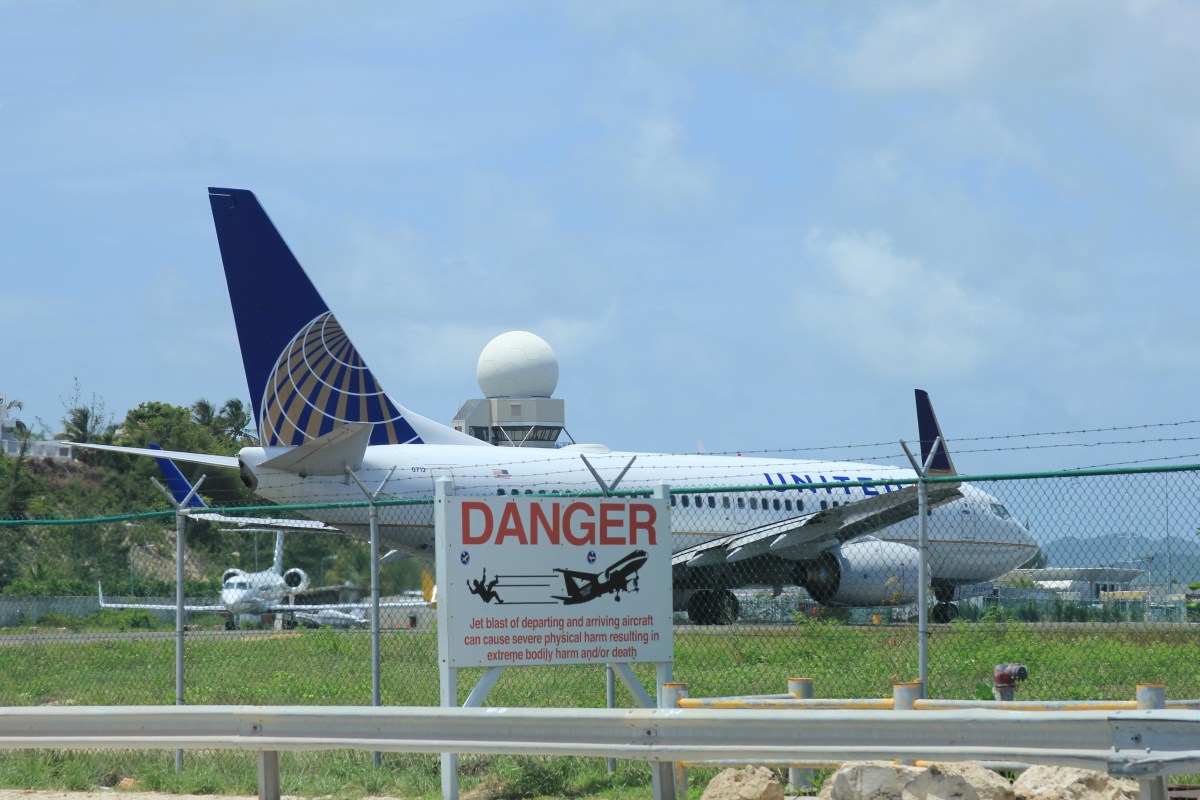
[
  {"xmin": 149, "ymin": 444, "xmax": 207, "ymax": 508},
  {"xmin": 914, "ymin": 390, "xmax": 957, "ymax": 476}
]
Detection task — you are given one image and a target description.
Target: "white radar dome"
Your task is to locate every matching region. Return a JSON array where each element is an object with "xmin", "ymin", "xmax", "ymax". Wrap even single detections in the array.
[{"xmin": 476, "ymin": 331, "xmax": 559, "ymax": 398}]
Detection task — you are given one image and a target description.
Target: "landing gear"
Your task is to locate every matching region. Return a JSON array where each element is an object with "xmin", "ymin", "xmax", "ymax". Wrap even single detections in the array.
[
  {"xmin": 686, "ymin": 589, "xmax": 740, "ymax": 625},
  {"xmin": 931, "ymin": 602, "xmax": 959, "ymax": 623},
  {"xmin": 932, "ymin": 581, "xmax": 959, "ymax": 623}
]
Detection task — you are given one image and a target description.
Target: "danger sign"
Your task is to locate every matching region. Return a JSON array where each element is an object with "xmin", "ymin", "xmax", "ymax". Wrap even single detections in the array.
[{"xmin": 437, "ymin": 494, "xmax": 672, "ymax": 669}]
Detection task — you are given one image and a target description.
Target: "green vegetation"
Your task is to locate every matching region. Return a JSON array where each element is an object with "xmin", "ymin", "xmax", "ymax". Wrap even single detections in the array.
[{"xmin": 0, "ymin": 391, "xmax": 429, "ymax": 598}]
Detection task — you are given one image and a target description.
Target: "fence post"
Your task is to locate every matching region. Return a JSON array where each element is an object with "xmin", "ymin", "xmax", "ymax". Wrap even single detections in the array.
[
  {"xmin": 346, "ymin": 465, "xmax": 397, "ymax": 769},
  {"xmin": 901, "ymin": 438, "xmax": 945, "ymax": 692},
  {"xmin": 151, "ymin": 473, "xmax": 204, "ymax": 775}
]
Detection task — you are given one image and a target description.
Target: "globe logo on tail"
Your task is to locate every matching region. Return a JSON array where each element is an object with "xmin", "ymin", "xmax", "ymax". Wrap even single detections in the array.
[{"xmin": 258, "ymin": 312, "xmax": 420, "ymax": 446}]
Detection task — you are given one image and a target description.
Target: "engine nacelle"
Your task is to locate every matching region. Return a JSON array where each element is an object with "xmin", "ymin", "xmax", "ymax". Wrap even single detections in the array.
[
  {"xmin": 282, "ymin": 567, "xmax": 309, "ymax": 593},
  {"xmin": 221, "ymin": 568, "xmax": 244, "ymax": 585},
  {"xmin": 797, "ymin": 539, "xmax": 922, "ymax": 607}
]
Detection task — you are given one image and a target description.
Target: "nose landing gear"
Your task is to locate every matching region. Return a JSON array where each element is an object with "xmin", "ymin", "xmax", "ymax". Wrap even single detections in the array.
[{"xmin": 931, "ymin": 581, "xmax": 959, "ymax": 623}]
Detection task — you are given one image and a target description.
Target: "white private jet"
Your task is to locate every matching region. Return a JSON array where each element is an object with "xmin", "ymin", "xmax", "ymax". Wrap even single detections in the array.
[
  {"xmin": 78, "ymin": 188, "xmax": 1038, "ymax": 624},
  {"xmin": 99, "ymin": 528, "xmax": 428, "ymax": 629}
]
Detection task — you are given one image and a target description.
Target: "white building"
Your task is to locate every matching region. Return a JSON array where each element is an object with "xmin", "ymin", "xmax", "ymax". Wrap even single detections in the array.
[{"xmin": 0, "ymin": 394, "xmax": 72, "ymax": 461}]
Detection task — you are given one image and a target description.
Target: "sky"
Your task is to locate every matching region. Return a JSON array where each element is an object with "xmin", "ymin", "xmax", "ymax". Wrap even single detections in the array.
[{"xmin": 3, "ymin": 1, "xmax": 1200, "ymax": 476}]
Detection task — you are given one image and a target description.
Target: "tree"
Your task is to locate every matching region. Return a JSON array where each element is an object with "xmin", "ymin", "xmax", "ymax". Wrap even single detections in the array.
[
  {"xmin": 0, "ymin": 396, "xmax": 39, "ymax": 519},
  {"xmin": 216, "ymin": 398, "xmax": 254, "ymax": 442},
  {"xmin": 61, "ymin": 380, "xmax": 116, "ymax": 446},
  {"xmin": 191, "ymin": 398, "xmax": 218, "ymax": 430}
]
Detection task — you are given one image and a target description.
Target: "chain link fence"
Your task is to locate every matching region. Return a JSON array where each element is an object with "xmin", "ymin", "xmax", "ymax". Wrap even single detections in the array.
[{"xmin": 1, "ymin": 465, "xmax": 1198, "ymax": 709}]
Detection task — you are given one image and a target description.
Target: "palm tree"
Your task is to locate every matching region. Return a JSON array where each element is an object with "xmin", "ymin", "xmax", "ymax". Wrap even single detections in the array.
[
  {"xmin": 64, "ymin": 405, "xmax": 97, "ymax": 443},
  {"xmin": 217, "ymin": 398, "xmax": 253, "ymax": 441},
  {"xmin": 191, "ymin": 398, "xmax": 218, "ymax": 430}
]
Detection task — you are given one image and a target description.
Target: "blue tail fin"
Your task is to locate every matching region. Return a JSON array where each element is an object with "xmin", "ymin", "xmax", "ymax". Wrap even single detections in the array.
[
  {"xmin": 914, "ymin": 389, "xmax": 957, "ymax": 476},
  {"xmin": 207, "ymin": 188, "xmax": 424, "ymax": 447},
  {"xmin": 149, "ymin": 444, "xmax": 208, "ymax": 508}
]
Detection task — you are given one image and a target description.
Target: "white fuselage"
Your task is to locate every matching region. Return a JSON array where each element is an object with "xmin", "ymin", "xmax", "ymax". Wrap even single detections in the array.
[
  {"xmin": 220, "ymin": 569, "xmax": 290, "ymax": 614},
  {"xmin": 239, "ymin": 444, "xmax": 1037, "ymax": 587}
]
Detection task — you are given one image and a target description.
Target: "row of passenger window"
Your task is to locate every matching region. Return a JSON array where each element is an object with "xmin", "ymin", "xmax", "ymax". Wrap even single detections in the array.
[
  {"xmin": 671, "ymin": 494, "xmax": 815, "ymax": 513},
  {"xmin": 493, "ymin": 486, "xmax": 840, "ymax": 514}
]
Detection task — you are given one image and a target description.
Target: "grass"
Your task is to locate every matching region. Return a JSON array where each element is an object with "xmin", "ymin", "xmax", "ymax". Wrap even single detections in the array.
[{"xmin": 0, "ymin": 620, "xmax": 1197, "ymax": 796}]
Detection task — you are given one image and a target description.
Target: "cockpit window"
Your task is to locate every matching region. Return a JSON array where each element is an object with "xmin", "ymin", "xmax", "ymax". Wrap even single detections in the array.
[{"xmin": 990, "ymin": 503, "xmax": 1011, "ymax": 519}]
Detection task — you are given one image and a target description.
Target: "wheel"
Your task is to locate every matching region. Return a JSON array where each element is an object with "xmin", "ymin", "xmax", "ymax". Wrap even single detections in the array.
[
  {"xmin": 931, "ymin": 602, "xmax": 959, "ymax": 623},
  {"xmin": 717, "ymin": 590, "xmax": 740, "ymax": 625},
  {"xmin": 687, "ymin": 590, "xmax": 740, "ymax": 625}
]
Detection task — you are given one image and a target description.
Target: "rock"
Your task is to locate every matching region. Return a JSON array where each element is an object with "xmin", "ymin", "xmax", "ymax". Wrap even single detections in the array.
[
  {"xmin": 1013, "ymin": 765, "xmax": 1138, "ymax": 800},
  {"xmin": 902, "ymin": 762, "xmax": 1015, "ymax": 800},
  {"xmin": 818, "ymin": 762, "xmax": 926, "ymax": 800},
  {"xmin": 701, "ymin": 766, "xmax": 785, "ymax": 800}
]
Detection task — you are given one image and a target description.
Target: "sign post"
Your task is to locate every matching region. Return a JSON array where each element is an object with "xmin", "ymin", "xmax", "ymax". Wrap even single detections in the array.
[{"xmin": 435, "ymin": 479, "xmax": 673, "ymax": 799}]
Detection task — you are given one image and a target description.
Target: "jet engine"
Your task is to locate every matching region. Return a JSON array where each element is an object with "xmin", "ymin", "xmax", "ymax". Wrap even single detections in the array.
[
  {"xmin": 282, "ymin": 568, "xmax": 309, "ymax": 593},
  {"xmin": 221, "ymin": 568, "xmax": 245, "ymax": 585},
  {"xmin": 797, "ymin": 538, "xmax": 921, "ymax": 607}
]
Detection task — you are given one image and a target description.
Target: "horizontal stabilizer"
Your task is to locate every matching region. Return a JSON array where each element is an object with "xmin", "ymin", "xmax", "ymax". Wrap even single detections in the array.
[{"xmin": 259, "ymin": 422, "xmax": 373, "ymax": 475}]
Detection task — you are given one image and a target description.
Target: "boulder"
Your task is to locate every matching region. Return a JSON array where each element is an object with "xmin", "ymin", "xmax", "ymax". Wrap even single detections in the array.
[
  {"xmin": 1013, "ymin": 765, "xmax": 1138, "ymax": 800},
  {"xmin": 902, "ymin": 762, "xmax": 1015, "ymax": 800},
  {"xmin": 818, "ymin": 762, "xmax": 926, "ymax": 800},
  {"xmin": 701, "ymin": 766, "xmax": 785, "ymax": 800}
]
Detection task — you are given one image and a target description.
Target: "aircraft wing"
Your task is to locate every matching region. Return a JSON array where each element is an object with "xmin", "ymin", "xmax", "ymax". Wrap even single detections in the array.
[
  {"xmin": 186, "ymin": 511, "xmax": 340, "ymax": 532},
  {"xmin": 264, "ymin": 598, "xmax": 431, "ymax": 613},
  {"xmin": 70, "ymin": 442, "xmax": 240, "ymax": 470},
  {"xmin": 98, "ymin": 583, "xmax": 224, "ymax": 612},
  {"xmin": 672, "ymin": 480, "xmax": 962, "ymax": 571}
]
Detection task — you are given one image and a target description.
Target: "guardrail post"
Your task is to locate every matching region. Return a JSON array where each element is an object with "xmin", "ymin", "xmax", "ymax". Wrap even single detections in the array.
[
  {"xmin": 661, "ymin": 683, "xmax": 688, "ymax": 800},
  {"xmin": 893, "ymin": 681, "xmax": 923, "ymax": 709},
  {"xmin": 257, "ymin": 751, "xmax": 280, "ymax": 800},
  {"xmin": 787, "ymin": 678, "xmax": 815, "ymax": 791},
  {"xmin": 1135, "ymin": 684, "xmax": 1168, "ymax": 800},
  {"xmin": 788, "ymin": 677, "xmax": 814, "ymax": 700},
  {"xmin": 893, "ymin": 681, "xmax": 924, "ymax": 767}
]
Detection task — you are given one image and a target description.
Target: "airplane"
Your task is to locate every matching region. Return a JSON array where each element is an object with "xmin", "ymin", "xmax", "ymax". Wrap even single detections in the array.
[
  {"xmin": 98, "ymin": 453, "xmax": 430, "ymax": 629},
  {"xmin": 76, "ymin": 187, "xmax": 1039, "ymax": 626},
  {"xmin": 99, "ymin": 527, "xmax": 428, "ymax": 629},
  {"xmin": 553, "ymin": 550, "xmax": 649, "ymax": 605}
]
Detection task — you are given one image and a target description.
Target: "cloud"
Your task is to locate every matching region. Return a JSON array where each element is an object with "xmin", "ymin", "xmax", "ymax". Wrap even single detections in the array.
[
  {"xmin": 625, "ymin": 116, "xmax": 717, "ymax": 208},
  {"xmin": 795, "ymin": 229, "xmax": 1024, "ymax": 378}
]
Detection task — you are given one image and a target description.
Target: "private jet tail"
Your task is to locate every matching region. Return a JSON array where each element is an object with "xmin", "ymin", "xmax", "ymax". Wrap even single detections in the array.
[{"xmin": 207, "ymin": 188, "xmax": 486, "ymax": 449}]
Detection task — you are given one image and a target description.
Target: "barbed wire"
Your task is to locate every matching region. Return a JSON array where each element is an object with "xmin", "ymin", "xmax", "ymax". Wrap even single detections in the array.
[{"xmin": 703, "ymin": 419, "xmax": 1200, "ymax": 460}]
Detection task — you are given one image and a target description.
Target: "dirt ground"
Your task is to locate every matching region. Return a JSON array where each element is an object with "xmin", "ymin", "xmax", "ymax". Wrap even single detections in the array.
[{"xmin": 0, "ymin": 794, "xmax": 281, "ymax": 800}]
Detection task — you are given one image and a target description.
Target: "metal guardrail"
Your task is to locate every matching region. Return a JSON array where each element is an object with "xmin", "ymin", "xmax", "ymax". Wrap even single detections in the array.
[
  {"xmin": 0, "ymin": 704, "xmax": 1199, "ymax": 800},
  {"xmin": 665, "ymin": 680, "xmax": 1197, "ymax": 800}
]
